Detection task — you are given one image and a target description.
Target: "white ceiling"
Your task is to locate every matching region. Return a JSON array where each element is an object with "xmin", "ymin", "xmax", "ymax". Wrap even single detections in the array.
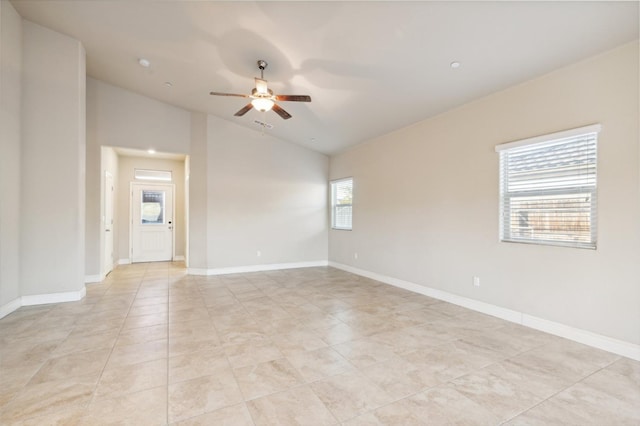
[{"xmin": 11, "ymin": 1, "xmax": 639, "ymax": 155}]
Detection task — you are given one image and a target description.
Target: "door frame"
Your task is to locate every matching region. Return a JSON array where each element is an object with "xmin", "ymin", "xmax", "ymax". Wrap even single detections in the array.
[
  {"xmin": 103, "ymin": 171, "xmax": 115, "ymax": 276},
  {"xmin": 129, "ymin": 182, "xmax": 176, "ymax": 263}
]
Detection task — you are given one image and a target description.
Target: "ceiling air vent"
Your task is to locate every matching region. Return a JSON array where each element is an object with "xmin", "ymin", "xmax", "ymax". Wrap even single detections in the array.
[{"xmin": 253, "ymin": 119, "xmax": 274, "ymax": 129}]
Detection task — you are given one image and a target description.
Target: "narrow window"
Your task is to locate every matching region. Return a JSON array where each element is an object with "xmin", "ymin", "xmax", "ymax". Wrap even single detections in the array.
[
  {"xmin": 134, "ymin": 169, "xmax": 172, "ymax": 182},
  {"xmin": 331, "ymin": 178, "xmax": 353, "ymax": 230},
  {"xmin": 496, "ymin": 124, "xmax": 600, "ymax": 249}
]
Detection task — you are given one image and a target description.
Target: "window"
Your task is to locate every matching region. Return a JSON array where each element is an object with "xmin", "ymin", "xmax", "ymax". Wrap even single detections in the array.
[
  {"xmin": 141, "ymin": 190, "xmax": 165, "ymax": 224},
  {"xmin": 331, "ymin": 177, "xmax": 353, "ymax": 230},
  {"xmin": 496, "ymin": 124, "xmax": 600, "ymax": 249},
  {"xmin": 134, "ymin": 169, "xmax": 172, "ymax": 182}
]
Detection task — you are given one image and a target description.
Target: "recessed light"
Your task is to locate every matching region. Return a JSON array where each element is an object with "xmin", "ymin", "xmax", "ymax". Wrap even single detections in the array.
[
  {"xmin": 450, "ymin": 61, "xmax": 461, "ymax": 69},
  {"xmin": 310, "ymin": 138, "xmax": 316, "ymax": 142},
  {"xmin": 164, "ymin": 82, "xmax": 173, "ymax": 88},
  {"xmin": 147, "ymin": 149, "xmax": 156, "ymax": 154},
  {"xmin": 138, "ymin": 58, "xmax": 150, "ymax": 68}
]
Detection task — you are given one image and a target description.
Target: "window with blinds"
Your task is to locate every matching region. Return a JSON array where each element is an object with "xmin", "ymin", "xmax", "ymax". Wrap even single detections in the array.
[
  {"xmin": 331, "ymin": 177, "xmax": 353, "ymax": 230},
  {"xmin": 495, "ymin": 124, "xmax": 600, "ymax": 249}
]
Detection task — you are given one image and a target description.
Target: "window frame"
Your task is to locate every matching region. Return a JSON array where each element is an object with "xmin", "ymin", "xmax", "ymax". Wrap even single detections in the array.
[
  {"xmin": 330, "ymin": 177, "xmax": 353, "ymax": 231},
  {"xmin": 495, "ymin": 124, "xmax": 600, "ymax": 249}
]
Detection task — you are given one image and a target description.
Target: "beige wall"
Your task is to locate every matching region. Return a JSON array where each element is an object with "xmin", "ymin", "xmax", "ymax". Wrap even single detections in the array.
[
  {"xmin": 0, "ymin": 0, "xmax": 22, "ymax": 307},
  {"xmin": 20, "ymin": 20, "xmax": 86, "ymax": 296},
  {"xmin": 116, "ymin": 156, "xmax": 186, "ymax": 262},
  {"xmin": 188, "ymin": 113, "xmax": 208, "ymax": 269},
  {"xmin": 330, "ymin": 42, "xmax": 640, "ymax": 345},
  {"xmin": 205, "ymin": 115, "xmax": 329, "ymax": 269}
]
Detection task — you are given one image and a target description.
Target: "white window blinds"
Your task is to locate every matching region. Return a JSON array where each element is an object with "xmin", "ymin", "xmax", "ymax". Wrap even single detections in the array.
[
  {"xmin": 331, "ymin": 178, "xmax": 353, "ymax": 230},
  {"xmin": 496, "ymin": 124, "xmax": 600, "ymax": 249}
]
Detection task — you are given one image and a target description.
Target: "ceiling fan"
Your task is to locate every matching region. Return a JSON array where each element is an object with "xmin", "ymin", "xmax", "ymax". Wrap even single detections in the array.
[{"xmin": 210, "ymin": 60, "xmax": 311, "ymax": 120}]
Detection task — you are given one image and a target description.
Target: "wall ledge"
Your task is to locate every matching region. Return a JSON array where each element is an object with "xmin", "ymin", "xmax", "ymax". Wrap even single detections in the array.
[
  {"xmin": 187, "ymin": 260, "xmax": 329, "ymax": 276},
  {"xmin": 328, "ymin": 261, "xmax": 640, "ymax": 361}
]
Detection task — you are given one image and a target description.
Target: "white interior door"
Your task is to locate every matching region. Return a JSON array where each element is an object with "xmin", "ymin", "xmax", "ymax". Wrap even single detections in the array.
[
  {"xmin": 131, "ymin": 183, "xmax": 174, "ymax": 263},
  {"xmin": 104, "ymin": 171, "xmax": 115, "ymax": 275}
]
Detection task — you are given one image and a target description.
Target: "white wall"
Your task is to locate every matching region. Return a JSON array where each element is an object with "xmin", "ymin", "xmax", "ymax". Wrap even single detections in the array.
[
  {"xmin": 116, "ymin": 156, "xmax": 186, "ymax": 262},
  {"xmin": 0, "ymin": 0, "xmax": 22, "ymax": 308},
  {"xmin": 330, "ymin": 42, "xmax": 640, "ymax": 346},
  {"xmin": 87, "ymin": 78, "xmax": 191, "ymax": 154},
  {"xmin": 206, "ymin": 115, "xmax": 329, "ymax": 269},
  {"xmin": 188, "ymin": 113, "xmax": 208, "ymax": 269},
  {"xmin": 19, "ymin": 20, "xmax": 86, "ymax": 297}
]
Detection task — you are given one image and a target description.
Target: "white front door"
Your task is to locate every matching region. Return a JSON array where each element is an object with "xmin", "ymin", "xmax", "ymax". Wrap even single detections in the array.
[
  {"xmin": 104, "ymin": 171, "xmax": 115, "ymax": 275},
  {"xmin": 131, "ymin": 183, "xmax": 174, "ymax": 263}
]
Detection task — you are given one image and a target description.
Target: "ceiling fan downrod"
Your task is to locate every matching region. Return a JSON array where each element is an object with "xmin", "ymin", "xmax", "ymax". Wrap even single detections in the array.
[{"xmin": 257, "ymin": 60, "xmax": 267, "ymax": 79}]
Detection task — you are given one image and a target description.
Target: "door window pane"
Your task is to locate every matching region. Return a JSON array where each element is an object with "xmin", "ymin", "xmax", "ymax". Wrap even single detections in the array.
[{"xmin": 141, "ymin": 190, "xmax": 165, "ymax": 224}]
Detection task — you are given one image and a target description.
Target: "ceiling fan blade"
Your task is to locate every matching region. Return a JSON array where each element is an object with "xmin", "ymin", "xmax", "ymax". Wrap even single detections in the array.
[
  {"xmin": 210, "ymin": 92, "xmax": 248, "ymax": 98},
  {"xmin": 234, "ymin": 103, "xmax": 254, "ymax": 117},
  {"xmin": 255, "ymin": 78, "xmax": 269, "ymax": 94},
  {"xmin": 275, "ymin": 95, "xmax": 312, "ymax": 102},
  {"xmin": 272, "ymin": 103, "xmax": 292, "ymax": 120}
]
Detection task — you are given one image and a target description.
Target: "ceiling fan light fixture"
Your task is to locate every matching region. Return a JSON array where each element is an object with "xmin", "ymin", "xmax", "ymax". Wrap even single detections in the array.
[{"xmin": 251, "ymin": 97, "xmax": 275, "ymax": 112}]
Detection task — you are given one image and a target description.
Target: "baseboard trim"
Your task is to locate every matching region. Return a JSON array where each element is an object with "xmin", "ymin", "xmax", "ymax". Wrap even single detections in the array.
[
  {"xmin": 21, "ymin": 287, "xmax": 87, "ymax": 306},
  {"xmin": 0, "ymin": 297, "xmax": 22, "ymax": 320},
  {"xmin": 188, "ymin": 260, "xmax": 329, "ymax": 276},
  {"xmin": 328, "ymin": 261, "xmax": 640, "ymax": 361},
  {"xmin": 118, "ymin": 258, "xmax": 131, "ymax": 265},
  {"xmin": 0, "ymin": 286, "xmax": 88, "ymax": 319},
  {"xmin": 522, "ymin": 314, "xmax": 640, "ymax": 361},
  {"xmin": 84, "ymin": 273, "xmax": 105, "ymax": 284},
  {"xmin": 173, "ymin": 255, "xmax": 185, "ymax": 261}
]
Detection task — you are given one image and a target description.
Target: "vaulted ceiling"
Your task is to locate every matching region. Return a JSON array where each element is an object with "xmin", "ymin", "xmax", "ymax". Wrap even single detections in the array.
[{"xmin": 11, "ymin": 1, "xmax": 639, "ymax": 154}]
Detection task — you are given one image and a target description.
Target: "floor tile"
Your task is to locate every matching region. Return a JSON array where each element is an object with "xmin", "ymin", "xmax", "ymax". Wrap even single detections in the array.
[
  {"xmin": 246, "ymin": 385, "xmax": 337, "ymax": 426},
  {"xmin": 28, "ymin": 348, "xmax": 111, "ymax": 385},
  {"xmin": 96, "ymin": 358, "xmax": 167, "ymax": 398},
  {"xmin": 332, "ymin": 338, "xmax": 397, "ymax": 368},
  {"xmin": 0, "ymin": 262, "xmax": 633, "ymax": 426},
  {"xmin": 224, "ymin": 340, "xmax": 284, "ymax": 369},
  {"xmin": 107, "ymin": 339, "xmax": 167, "ymax": 367},
  {"xmin": 168, "ymin": 373, "xmax": 243, "ymax": 423},
  {"xmin": 286, "ymin": 347, "xmax": 355, "ymax": 382},
  {"xmin": 234, "ymin": 357, "xmax": 304, "ymax": 400},
  {"xmin": 80, "ymin": 386, "xmax": 167, "ymax": 425},
  {"xmin": 9, "ymin": 405, "xmax": 86, "ymax": 426},
  {"xmin": 447, "ymin": 369, "xmax": 545, "ymax": 421},
  {"xmin": 1, "ymin": 374, "xmax": 97, "ymax": 422},
  {"xmin": 172, "ymin": 403, "xmax": 254, "ymax": 425},
  {"xmin": 310, "ymin": 370, "xmax": 393, "ymax": 422},
  {"xmin": 389, "ymin": 386, "xmax": 500, "ymax": 425},
  {"xmin": 360, "ymin": 355, "xmax": 440, "ymax": 400},
  {"xmin": 168, "ymin": 347, "xmax": 230, "ymax": 384}
]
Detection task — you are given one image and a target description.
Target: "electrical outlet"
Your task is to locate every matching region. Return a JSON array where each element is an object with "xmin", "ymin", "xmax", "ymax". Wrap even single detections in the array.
[
  {"xmin": 257, "ymin": 250, "xmax": 261, "ymax": 257},
  {"xmin": 473, "ymin": 276, "xmax": 480, "ymax": 287},
  {"xmin": 354, "ymin": 252, "xmax": 358, "ymax": 259}
]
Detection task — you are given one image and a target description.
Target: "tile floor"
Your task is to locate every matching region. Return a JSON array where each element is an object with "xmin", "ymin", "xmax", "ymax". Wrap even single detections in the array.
[{"xmin": 0, "ymin": 262, "xmax": 638, "ymax": 425}]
